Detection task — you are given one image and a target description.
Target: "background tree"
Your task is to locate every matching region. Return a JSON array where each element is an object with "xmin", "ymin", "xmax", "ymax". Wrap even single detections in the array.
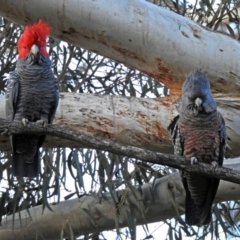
[{"xmin": 0, "ymin": 0, "xmax": 240, "ymax": 239}]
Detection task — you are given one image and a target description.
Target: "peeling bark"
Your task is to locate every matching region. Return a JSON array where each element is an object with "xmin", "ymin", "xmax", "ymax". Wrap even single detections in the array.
[
  {"xmin": 0, "ymin": 93, "xmax": 178, "ymax": 153},
  {"xmin": 0, "ymin": 159, "xmax": 239, "ymax": 239},
  {"xmin": 0, "ymin": 93, "xmax": 239, "ymax": 157}
]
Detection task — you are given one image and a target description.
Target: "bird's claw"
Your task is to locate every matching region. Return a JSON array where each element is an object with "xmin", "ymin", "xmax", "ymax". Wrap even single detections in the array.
[
  {"xmin": 36, "ymin": 119, "xmax": 47, "ymax": 127},
  {"xmin": 191, "ymin": 157, "xmax": 198, "ymax": 165},
  {"xmin": 211, "ymin": 161, "xmax": 218, "ymax": 169},
  {"xmin": 22, "ymin": 118, "xmax": 29, "ymax": 126},
  {"xmin": 1, "ymin": 129, "xmax": 9, "ymax": 136}
]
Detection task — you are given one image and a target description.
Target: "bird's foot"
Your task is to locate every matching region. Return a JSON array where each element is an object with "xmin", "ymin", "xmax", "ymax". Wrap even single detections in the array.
[
  {"xmin": 36, "ymin": 119, "xmax": 47, "ymax": 127},
  {"xmin": 191, "ymin": 157, "xmax": 198, "ymax": 165},
  {"xmin": 22, "ymin": 118, "xmax": 29, "ymax": 126},
  {"xmin": 211, "ymin": 161, "xmax": 218, "ymax": 169},
  {"xmin": 1, "ymin": 129, "xmax": 9, "ymax": 136}
]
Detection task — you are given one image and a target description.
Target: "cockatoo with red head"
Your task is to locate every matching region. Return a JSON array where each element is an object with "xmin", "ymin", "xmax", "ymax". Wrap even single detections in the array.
[{"xmin": 5, "ymin": 20, "xmax": 59, "ymax": 177}]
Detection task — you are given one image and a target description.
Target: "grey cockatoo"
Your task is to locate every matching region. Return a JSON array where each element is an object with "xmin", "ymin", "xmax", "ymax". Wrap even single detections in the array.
[
  {"xmin": 168, "ymin": 70, "xmax": 226, "ymax": 226},
  {"xmin": 5, "ymin": 20, "xmax": 59, "ymax": 177}
]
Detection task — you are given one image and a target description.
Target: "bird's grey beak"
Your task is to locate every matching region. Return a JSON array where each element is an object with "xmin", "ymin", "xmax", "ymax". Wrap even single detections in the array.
[
  {"xmin": 31, "ymin": 44, "xmax": 39, "ymax": 56},
  {"xmin": 195, "ymin": 97, "xmax": 202, "ymax": 109}
]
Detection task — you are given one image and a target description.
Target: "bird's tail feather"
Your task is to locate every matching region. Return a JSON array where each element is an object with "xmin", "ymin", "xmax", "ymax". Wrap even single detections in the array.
[
  {"xmin": 185, "ymin": 191, "xmax": 212, "ymax": 226},
  {"xmin": 14, "ymin": 135, "xmax": 39, "ymax": 163},
  {"xmin": 184, "ymin": 177, "xmax": 220, "ymax": 226},
  {"xmin": 12, "ymin": 152, "xmax": 39, "ymax": 177},
  {"xmin": 12, "ymin": 134, "xmax": 41, "ymax": 177}
]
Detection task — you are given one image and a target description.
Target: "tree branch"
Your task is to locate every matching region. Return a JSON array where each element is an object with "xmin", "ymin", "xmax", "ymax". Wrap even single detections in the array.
[
  {"xmin": 1, "ymin": 118, "xmax": 240, "ymax": 184},
  {"xmin": 0, "ymin": 161, "xmax": 240, "ymax": 239}
]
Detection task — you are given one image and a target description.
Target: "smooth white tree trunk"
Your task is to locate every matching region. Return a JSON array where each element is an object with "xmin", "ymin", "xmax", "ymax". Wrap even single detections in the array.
[{"xmin": 0, "ymin": 0, "xmax": 240, "ymax": 97}]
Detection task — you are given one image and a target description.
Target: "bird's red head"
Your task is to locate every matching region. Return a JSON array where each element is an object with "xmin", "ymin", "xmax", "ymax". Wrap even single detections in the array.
[{"xmin": 18, "ymin": 20, "xmax": 51, "ymax": 59}]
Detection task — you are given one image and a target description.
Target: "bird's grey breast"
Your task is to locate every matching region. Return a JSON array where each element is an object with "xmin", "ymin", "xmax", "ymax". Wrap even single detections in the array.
[{"xmin": 14, "ymin": 66, "xmax": 56, "ymax": 122}]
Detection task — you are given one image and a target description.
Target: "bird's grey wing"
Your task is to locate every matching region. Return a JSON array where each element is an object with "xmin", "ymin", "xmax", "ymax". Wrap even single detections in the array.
[
  {"xmin": 219, "ymin": 112, "xmax": 226, "ymax": 166},
  {"xmin": 168, "ymin": 115, "xmax": 184, "ymax": 156},
  {"xmin": 5, "ymin": 72, "xmax": 19, "ymax": 121},
  {"xmin": 198, "ymin": 112, "xmax": 226, "ymax": 225}
]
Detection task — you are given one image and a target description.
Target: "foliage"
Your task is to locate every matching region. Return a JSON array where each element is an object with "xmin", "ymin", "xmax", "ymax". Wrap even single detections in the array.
[{"xmin": 0, "ymin": 0, "xmax": 240, "ymax": 238}]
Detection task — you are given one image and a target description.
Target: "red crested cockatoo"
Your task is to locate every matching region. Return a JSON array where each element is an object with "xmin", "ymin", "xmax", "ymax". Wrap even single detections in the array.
[{"xmin": 5, "ymin": 20, "xmax": 59, "ymax": 177}]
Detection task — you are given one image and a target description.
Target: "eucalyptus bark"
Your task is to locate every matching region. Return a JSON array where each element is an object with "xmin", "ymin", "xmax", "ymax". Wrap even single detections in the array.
[
  {"xmin": 0, "ymin": 93, "xmax": 238, "ymax": 157},
  {"xmin": 0, "ymin": 159, "xmax": 239, "ymax": 240}
]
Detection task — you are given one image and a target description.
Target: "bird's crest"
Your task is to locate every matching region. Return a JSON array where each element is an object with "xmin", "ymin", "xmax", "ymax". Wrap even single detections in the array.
[
  {"xmin": 18, "ymin": 20, "xmax": 51, "ymax": 58},
  {"xmin": 30, "ymin": 20, "xmax": 51, "ymax": 42},
  {"xmin": 180, "ymin": 69, "xmax": 216, "ymax": 114}
]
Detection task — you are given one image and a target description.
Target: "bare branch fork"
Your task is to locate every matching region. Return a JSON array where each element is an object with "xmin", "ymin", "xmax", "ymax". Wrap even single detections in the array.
[{"xmin": 1, "ymin": 118, "xmax": 240, "ymax": 183}]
